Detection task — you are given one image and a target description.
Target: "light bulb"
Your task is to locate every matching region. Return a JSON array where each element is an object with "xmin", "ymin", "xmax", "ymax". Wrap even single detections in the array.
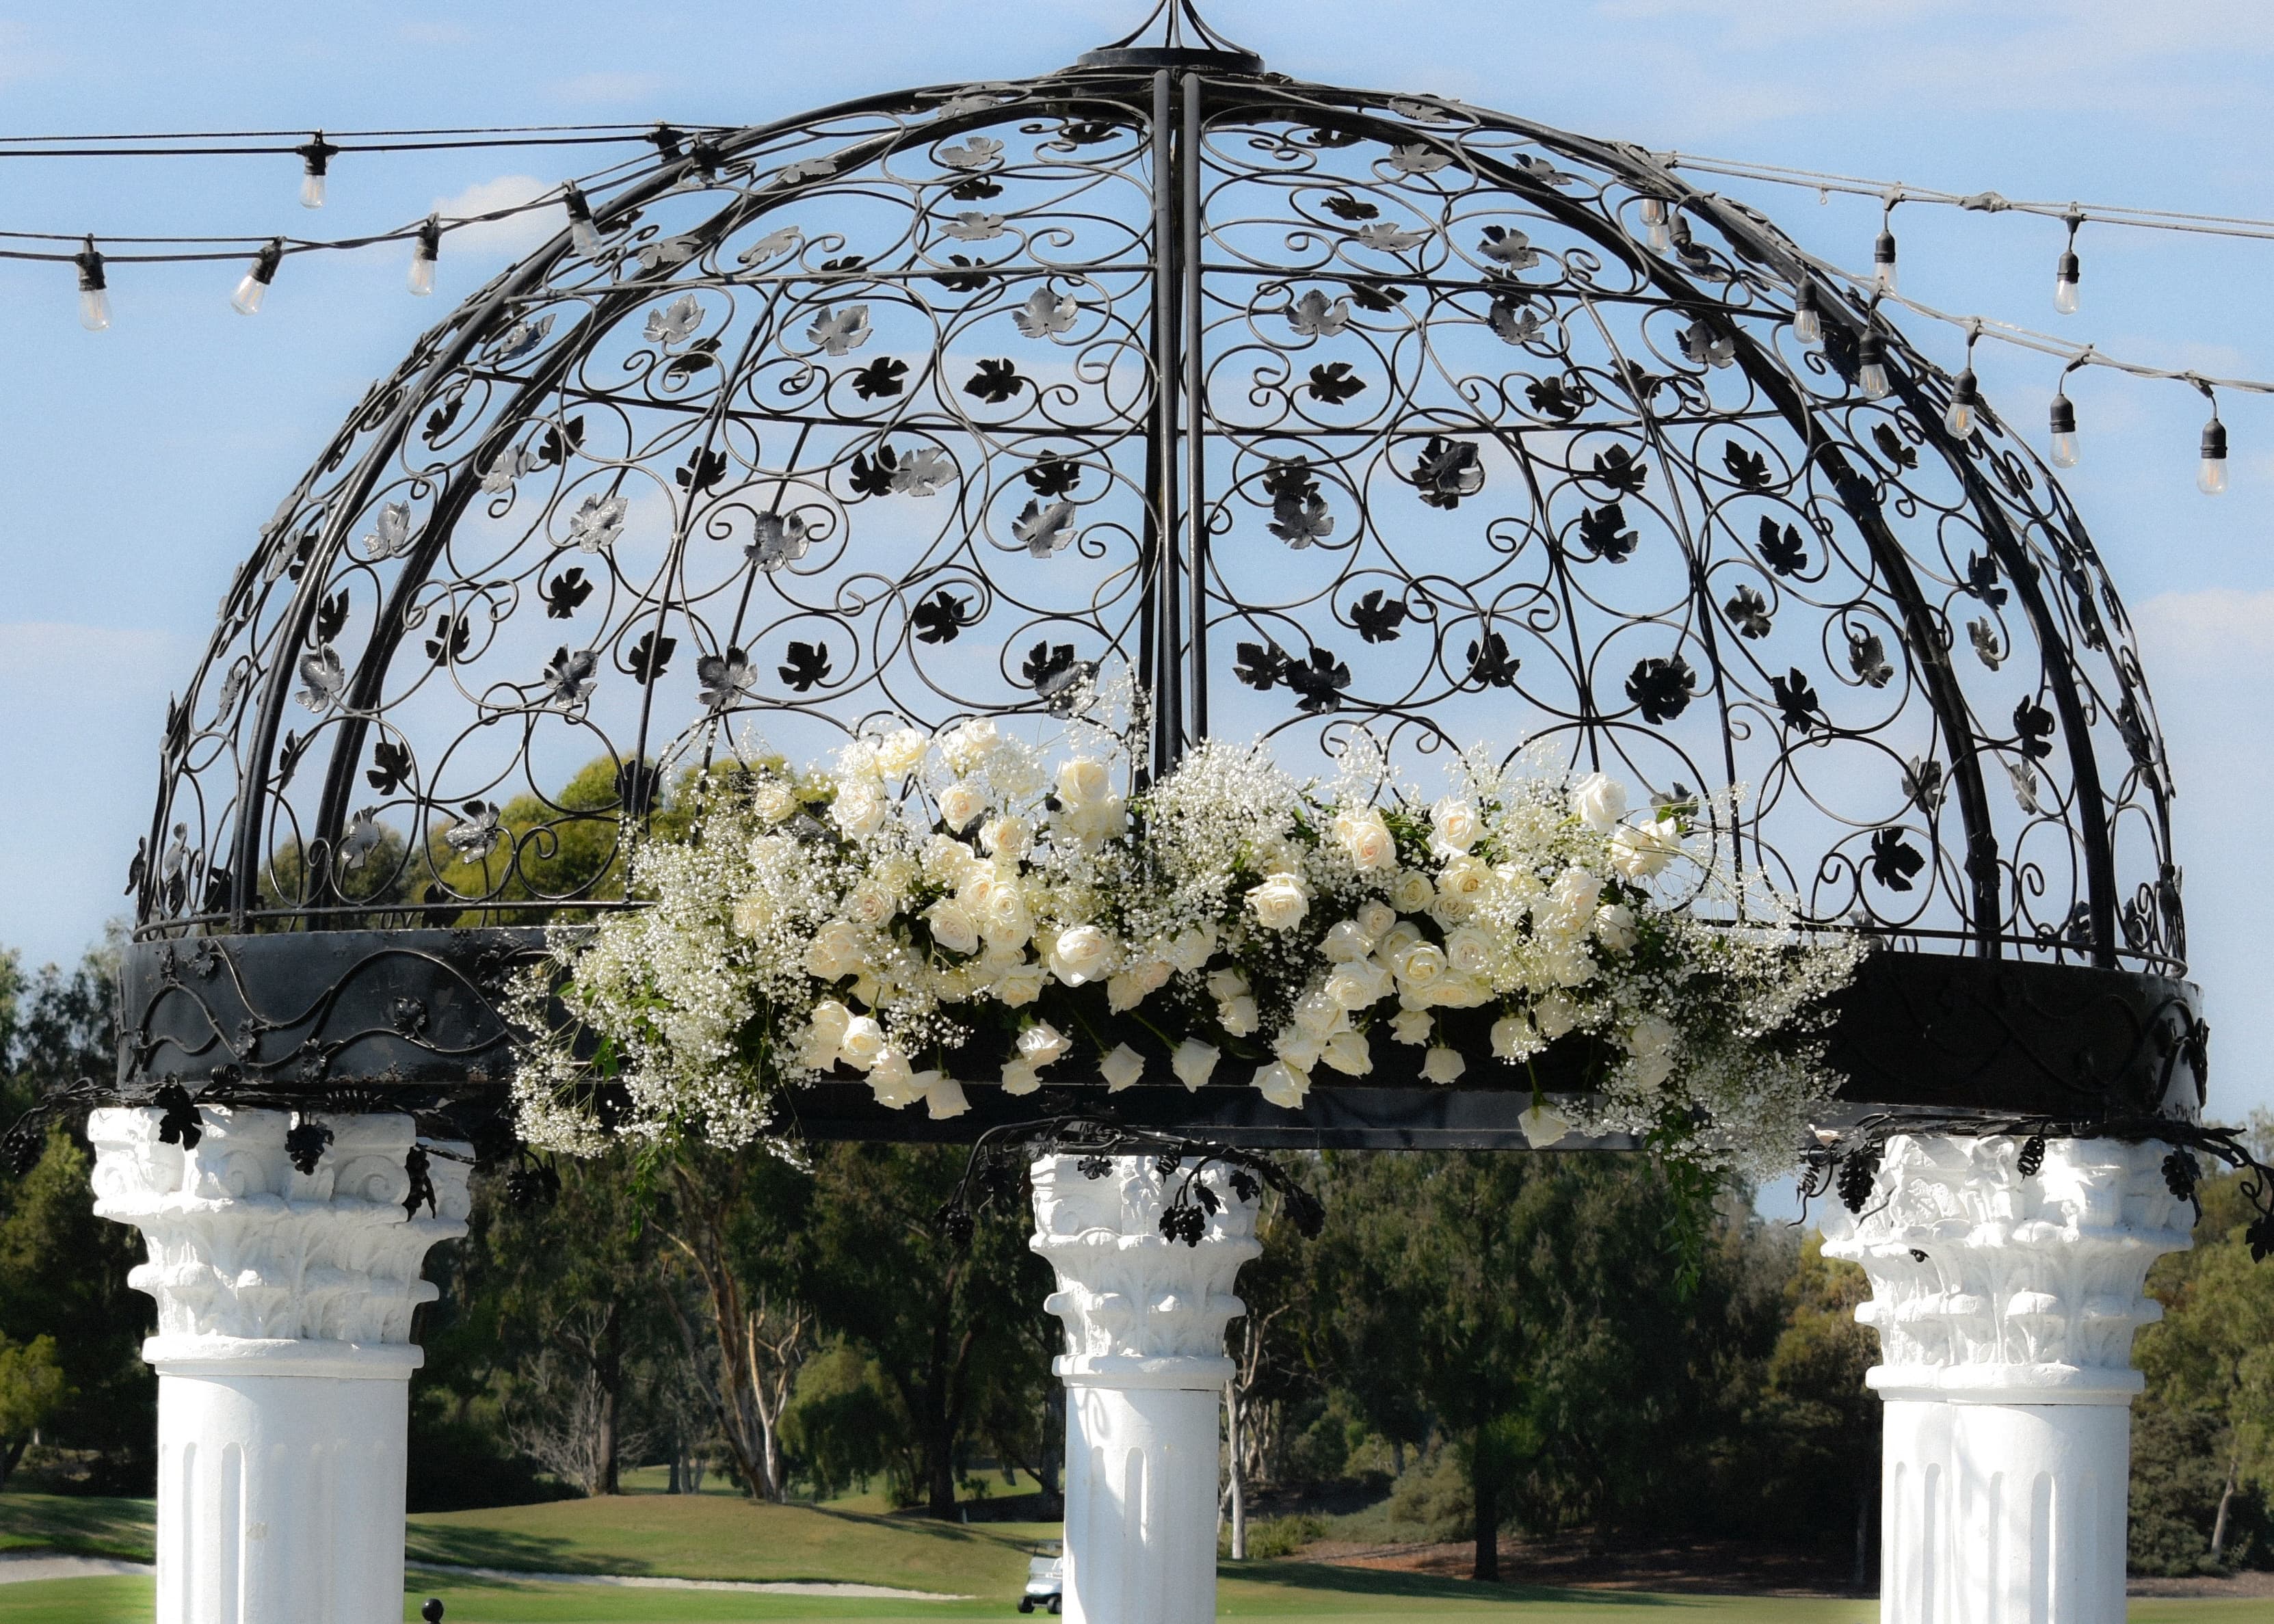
[
  {"xmin": 2049, "ymin": 392, "xmax": 2078, "ymax": 468},
  {"xmin": 1944, "ymin": 366, "xmax": 1981, "ymax": 438},
  {"xmin": 75, "ymin": 239, "xmax": 109, "ymax": 332},
  {"xmin": 1791, "ymin": 280, "xmax": 1822, "ymax": 346},
  {"xmin": 1640, "ymin": 196, "xmax": 1672, "ymax": 253},
  {"xmin": 1873, "ymin": 227, "xmax": 1898, "ymax": 293},
  {"xmin": 297, "ymin": 134, "xmax": 334, "ymax": 211},
  {"xmin": 408, "ymin": 216, "xmax": 440, "ymax": 296},
  {"xmin": 1857, "ymin": 332, "xmax": 1890, "ymax": 400},
  {"xmin": 231, "ymin": 239, "xmax": 282, "ymax": 316},
  {"xmin": 2054, "ymin": 248, "xmax": 2080, "ymax": 315},
  {"xmin": 2199, "ymin": 417, "xmax": 2229, "ymax": 496},
  {"xmin": 563, "ymin": 182, "xmax": 603, "ymax": 258}
]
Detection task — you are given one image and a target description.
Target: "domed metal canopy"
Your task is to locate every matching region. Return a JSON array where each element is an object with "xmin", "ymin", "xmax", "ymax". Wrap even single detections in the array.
[{"xmin": 116, "ymin": 8, "xmax": 2204, "ymax": 1143}]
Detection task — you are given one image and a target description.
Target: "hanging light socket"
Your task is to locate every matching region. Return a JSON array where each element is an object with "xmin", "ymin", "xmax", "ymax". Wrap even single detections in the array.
[
  {"xmin": 75, "ymin": 236, "xmax": 109, "ymax": 332},
  {"xmin": 231, "ymin": 238, "xmax": 284, "ymax": 315},
  {"xmin": 1639, "ymin": 196, "xmax": 1672, "ymax": 253},
  {"xmin": 1873, "ymin": 226, "xmax": 1898, "ymax": 293},
  {"xmin": 2199, "ymin": 414, "xmax": 2230, "ymax": 496},
  {"xmin": 1791, "ymin": 279, "xmax": 1822, "ymax": 346},
  {"xmin": 2049, "ymin": 391, "xmax": 2079, "ymax": 468},
  {"xmin": 562, "ymin": 182, "xmax": 604, "ymax": 258},
  {"xmin": 1856, "ymin": 330, "xmax": 1890, "ymax": 400},
  {"xmin": 2054, "ymin": 249, "xmax": 2081, "ymax": 316},
  {"xmin": 297, "ymin": 133, "xmax": 338, "ymax": 210},
  {"xmin": 1944, "ymin": 366, "xmax": 1982, "ymax": 438},
  {"xmin": 408, "ymin": 215, "xmax": 442, "ymax": 297}
]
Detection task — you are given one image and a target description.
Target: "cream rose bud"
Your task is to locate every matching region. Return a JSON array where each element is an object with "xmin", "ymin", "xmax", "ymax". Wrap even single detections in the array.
[
  {"xmin": 1100, "ymin": 1042, "xmax": 1146, "ymax": 1093},
  {"xmin": 1533, "ymin": 990, "xmax": 1579, "ymax": 1039},
  {"xmin": 869, "ymin": 1067, "xmax": 927, "ymax": 1109},
  {"xmin": 1254, "ymin": 1060, "xmax": 1310, "ymax": 1110},
  {"xmin": 999, "ymin": 1056, "xmax": 1042, "ymax": 1095},
  {"xmin": 1206, "ymin": 966, "xmax": 1250, "ymax": 1002},
  {"xmin": 1591, "ymin": 903, "xmax": 1637, "ymax": 953},
  {"xmin": 1628, "ymin": 1050, "xmax": 1676, "ymax": 1090},
  {"xmin": 1018, "ymin": 1020, "xmax": 1072, "ymax": 1067},
  {"xmin": 1431, "ymin": 974, "xmax": 1491, "ymax": 1009},
  {"xmin": 1377, "ymin": 920, "xmax": 1423, "ymax": 959},
  {"xmin": 979, "ymin": 816, "xmax": 1033, "ymax": 861},
  {"xmin": 1569, "ymin": 770, "xmax": 1628, "ymax": 831},
  {"xmin": 1390, "ymin": 1007, "xmax": 1435, "ymax": 1046},
  {"xmin": 809, "ymin": 1000, "xmax": 853, "ymax": 1050},
  {"xmin": 804, "ymin": 921, "xmax": 862, "ymax": 979},
  {"xmin": 1392, "ymin": 940, "xmax": 1449, "ymax": 991},
  {"xmin": 1431, "ymin": 797, "xmax": 1481, "ymax": 853},
  {"xmin": 838, "ymin": 1015, "xmax": 887, "ymax": 1069},
  {"xmin": 1172, "ymin": 1039, "xmax": 1220, "ymax": 1091},
  {"xmin": 1293, "ymin": 991, "xmax": 1349, "ymax": 1040},
  {"xmin": 1440, "ymin": 853, "xmax": 1492, "ymax": 898},
  {"xmin": 751, "ymin": 780, "xmax": 797, "ymax": 823},
  {"xmin": 1420, "ymin": 1046, "xmax": 1468, "ymax": 1085},
  {"xmin": 1627, "ymin": 1013, "xmax": 1678, "ymax": 1061},
  {"xmin": 875, "ymin": 726, "xmax": 929, "ymax": 777},
  {"xmin": 1322, "ymin": 919, "xmax": 1374, "ymax": 963},
  {"xmin": 925, "ymin": 900, "xmax": 981, "ymax": 956},
  {"xmin": 1335, "ymin": 807, "xmax": 1400, "ymax": 871},
  {"xmin": 1390, "ymin": 868, "xmax": 1436, "ymax": 914},
  {"xmin": 1245, "ymin": 871, "xmax": 1310, "ymax": 931},
  {"xmin": 984, "ymin": 886, "xmax": 1034, "ymax": 946},
  {"xmin": 1167, "ymin": 926, "xmax": 1216, "ymax": 973},
  {"xmin": 940, "ymin": 717, "xmax": 999, "ymax": 774},
  {"xmin": 830, "ymin": 780, "xmax": 889, "ymax": 837},
  {"xmin": 871, "ymin": 1046, "xmax": 914, "ymax": 1088},
  {"xmin": 1442, "ymin": 925, "xmax": 1494, "ymax": 978},
  {"xmin": 1325, "ymin": 957, "xmax": 1392, "ymax": 1011},
  {"xmin": 1518, "ymin": 1102, "xmax": 1570, "ymax": 1147},
  {"xmin": 1274, "ymin": 1030, "xmax": 1326, "ymax": 1071},
  {"xmin": 845, "ymin": 883, "xmax": 897, "ymax": 928},
  {"xmin": 1356, "ymin": 899, "xmax": 1399, "ymax": 941},
  {"xmin": 925, "ymin": 1074, "xmax": 971, "ymax": 1121},
  {"xmin": 1541, "ymin": 867, "xmax": 1603, "ymax": 932},
  {"xmin": 1217, "ymin": 995, "xmax": 1260, "ymax": 1036},
  {"xmin": 1056, "ymin": 756, "xmax": 1113, "ymax": 808},
  {"xmin": 1320, "ymin": 1029, "xmax": 1373, "ymax": 1076},
  {"xmin": 1047, "ymin": 924, "xmax": 1115, "ymax": 985},
  {"xmin": 994, "ymin": 963, "xmax": 1047, "ymax": 1007},
  {"xmin": 936, "ymin": 782, "xmax": 986, "ymax": 831},
  {"xmin": 1490, "ymin": 1012, "xmax": 1539, "ymax": 1062},
  {"xmin": 1609, "ymin": 816, "xmax": 1682, "ymax": 879}
]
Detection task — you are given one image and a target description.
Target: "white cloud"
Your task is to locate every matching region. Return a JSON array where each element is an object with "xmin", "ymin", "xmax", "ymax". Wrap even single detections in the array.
[
  {"xmin": 433, "ymin": 174, "xmax": 561, "ymax": 261},
  {"xmin": 552, "ymin": 70, "xmax": 667, "ymax": 105},
  {"xmin": 2132, "ymin": 587, "xmax": 2274, "ymax": 671}
]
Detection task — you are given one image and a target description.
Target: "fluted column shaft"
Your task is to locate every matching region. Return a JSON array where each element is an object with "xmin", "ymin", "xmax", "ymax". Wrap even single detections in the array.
[
  {"xmin": 1029, "ymin": 1156, "xmax": 1260, "ymax": 1624},
  {"xmin": 90, "ymin": 1106, "xmax": 470, "ymax": 1624},
  {"xmin": 1824, "ymin": 1134, "xmax": 2191, "ymax": 1624}
]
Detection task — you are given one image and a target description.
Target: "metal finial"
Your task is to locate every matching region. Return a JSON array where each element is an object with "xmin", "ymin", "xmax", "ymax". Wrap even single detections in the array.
[{"xmin": 1075, "ymin": 0, "xmax": 1263, "ymax": 72}]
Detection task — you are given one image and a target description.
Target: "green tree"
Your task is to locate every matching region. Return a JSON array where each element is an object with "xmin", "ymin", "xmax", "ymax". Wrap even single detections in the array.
[{"xmin": 0, "ymin": 1334, "xmax": 69, "ymax": 1487}]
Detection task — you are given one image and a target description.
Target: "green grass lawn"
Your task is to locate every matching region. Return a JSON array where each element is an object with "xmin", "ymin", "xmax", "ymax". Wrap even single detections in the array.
[{"xmin": 0, "ymin": 1493, "xmax": 2264, "ymax": 1622}]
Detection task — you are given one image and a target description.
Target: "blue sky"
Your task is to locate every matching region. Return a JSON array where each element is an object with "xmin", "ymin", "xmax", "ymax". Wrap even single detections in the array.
[{"xmin": 1, "ymin": 0, "xmax": 2270, "ymax": 1125}]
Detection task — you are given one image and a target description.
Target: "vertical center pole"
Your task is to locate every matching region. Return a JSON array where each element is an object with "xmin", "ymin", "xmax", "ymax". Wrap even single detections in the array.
[
  {"xmin": 1147, "ymin": 70, "xmax": 1183, "ymax": 782},
  {"xmin": 1181, "ymin": 72, "xmax": 1208, "ymax": 747}
]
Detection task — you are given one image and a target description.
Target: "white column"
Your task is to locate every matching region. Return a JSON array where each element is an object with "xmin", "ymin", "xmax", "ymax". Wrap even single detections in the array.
[
  {"xmin": 1029, "ymin": 1155, "xmax": 1260, "ymax": 1624},
  {"xmin": 89, "ymin": 1105, "xmax": 471, "ymax": 1624},
  {"xmin": 1823, "ymin": 1133, "xmax": 2192, "ymax": 1624}
]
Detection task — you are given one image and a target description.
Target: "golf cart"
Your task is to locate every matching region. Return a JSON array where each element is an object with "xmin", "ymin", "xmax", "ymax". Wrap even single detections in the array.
[{"xmin": 1017, "ymin": 1542, "xmax": 1063, "ymax": 1614}]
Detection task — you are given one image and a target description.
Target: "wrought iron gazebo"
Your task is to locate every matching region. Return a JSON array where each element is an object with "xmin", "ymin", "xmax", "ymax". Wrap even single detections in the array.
[{"xmin": 77, "ymin": 9, "xmax": 2230, "ymax": 1623}]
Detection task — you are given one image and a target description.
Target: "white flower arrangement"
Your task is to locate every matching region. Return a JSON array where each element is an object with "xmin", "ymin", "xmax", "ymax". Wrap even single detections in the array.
[{"xmin": 508, "ymin": 727, "xmax": 1865, "ymax": 1177}]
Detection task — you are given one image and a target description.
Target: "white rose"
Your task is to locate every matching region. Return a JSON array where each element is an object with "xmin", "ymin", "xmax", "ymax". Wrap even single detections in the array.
[
  {"xmin": 1534, "ymin": 991, "xmax": 1580, "ymax": 1039},
  {"xmin": 1570, "ymin": 771, "xmax": 1628, "ymax": 831},
  {"xmin": 1356, "ymin": 899, "xmax": 1399, "ymax": 940},
  {"xmin": 1061, "ymin": 794, "xmax": 1126, "ymax": 844},
  {"xmin": 845, "ymin": 883, "xmax": 897, "ymax": 928},
  {"xmin": 804, "ymin": 920, "xmax": 864, "ymax": 979},
  {"xmin": 1334, "ymin": 807, "xmax": 1399, "ymax": 872},
  {"xmin": 977, "ymin": 941, "xmax": 1026, "ymax": 979},
  {"xmin": 1431, "ymin": 797, "xmax": 1481, "ymax": 853},
  {"xmin": 1206, "ymin": 967, "xmax": 1250, "ymax": 1002},
  {"xmin": 836, "ymin": 739, "xmax": 882, "ymax": 780},
  {"xmin": 1431, "ymin": 974, "xmax": 1491, "ymax": 1009},
  {"xmin": 1107, "ymin": 959, "xmax": 1172, "ymax": 1012},
  {"xmin": 1167, "ymin": 926, "xmax": 1216, "ymax": 972},
  {"xmin": 808, "ymin": 1000, "xmax": 852, "ymax": 1051},
  {"xmin": 920, "ymin": 834, "xmax": 974, "ymax": 888},
  {"xmin": 1392, "ymin": 940, "xmax": 1449, "ymax": 992},
  {"xmin": 875, "ymin": 726, "xmax": 929, "ymax": 777},
  {"xmin": 936, "ymin": 782, "xmax": 986, "ymax": 831},
  {"xmin": 1518, "ymin": 1102, "xmax": 1570, "ymax": 1147},
  {"xmin": 1442, "ymin": 925, "xmax": 1494, "ymax": 979},
  {"xmin": 1172, "ymin": 1039, "xmax": 1220, "ymax": 1091},
  {"xmin": 732, "ymin": 893, "xmax": 776, "ymax": 937},
  {"xmin": 1491, "ymin": 1012, "xmax": 1540, "ymax": 1062},
  {"xmin": 994, "ymin": 963, "xmax": 1047, "ymax": 1007},
  {"xmin": 1544, "ymin": 944, "xmax": 1595, "ymax": 988},
  {"xmin": 1293, "ymin": 991, "xmax": 1349, "ymax": 1039},
  {"xmin": 1609, "ymin": 816, "xmax": 1683, "ymax": 879},
  {"xmin": 1390, "ymin": 868, "xmax": 1436, "ymax": 914},
  {"xmin": 1253, "ymin": 1060, "xmax": 1310, "ymax": 1110},
  {"xmin": 984, "ymin": 886, "xmax": 1034, "ymax": 946},
  {"xmin": 1218, "ymin": 995, "xmax": 1260, "ymax": 1036},
  {"xmin": 1627, "ymin": 1013, "xmax": 1678, "ymax": 1062},
  {"xmin": 1420, "ymin": 1046, "xmax": 1468, "ymax": 1084},
  {"xmin": 1377, "ymin": 920, "xmax": 1423, "ymax": 959},
  {"xmin": 1246, "ymin": 871, "xmax": 1310, "ymax": 931},
  {"xmin": 1537, "ymin": 867, "xmax": 1604, "ymax": 935},
  {"xmin": 1048, "ymin": 924, "xmax": 1115, "ymax": 985},
  {"xmin": 830, "ymin": 780, "xmax": 888, "ymax": 837},
  {"xmin": 926, "ymin": 900, "xmax": 981, "ymax": 956},
  {"xmin": 999, "ymin": 1056, "xmax": 1042, "ymax": 1095},
  {"xmin": 869, "ymin": 1065, "xmax": 927, "ymax": 1110},
  {"xmin": 1320, "ymin": 1029, "xmax": 1373, "ymax": 1076},
  {"xmin": 1018, "ymin": 1021, "xmax": 1072, "ymax": 1067},
  {"xmin": 1630, "ymin": 1049, "xmax": 1676, "ymax": 1090},
  {"xmin": 1056, "ymin": 756, "xmax": 1112, "ymax": 808},
  {"xmin": 940, "ymin": 718, "xmax": 999, "ymax": 774},
  {"xmin": 1438, "ymin": 853, "xmax": 1492, "ymax": 899},
  {"xmin": 752, "ymin": 780, "xmax": 797, "ymax": 823},
  {"xmin": 1322, "ymin": 920, "xmax": 1375, "ymax": 963},
  {"xmin": 925, "ymin": 1074, "xmax": 971, "ymax": 1120},
  {"xmin": 871, "ymin": 1046, "xmax": 914, "ymax": 1088},
  {"xmin": 1591, "ymin": 903, "xmax": 1637, "ymax": 953},
  {"xmin": 979, "ymin": 815, "xmax": 1033, "ymax": 860},
  {"xmin": 1100, "ymin": 1042, "xmax": 1146, "ymax": 1093},
  {"xmin": 1325, "ymin": 957, "xmax": 1392, "ymax": 1011},
  {"xmin": 1390, "ymin": 1007, "xmax": 1434, "ymax": 1046},
  {"xmin": 1274, "ymin": 1030, "xmax": 1326, "ymax": 1071},
  {"xmin": 838, "ymin": 1015, "xmax": 886, "ymax": 1069}
]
